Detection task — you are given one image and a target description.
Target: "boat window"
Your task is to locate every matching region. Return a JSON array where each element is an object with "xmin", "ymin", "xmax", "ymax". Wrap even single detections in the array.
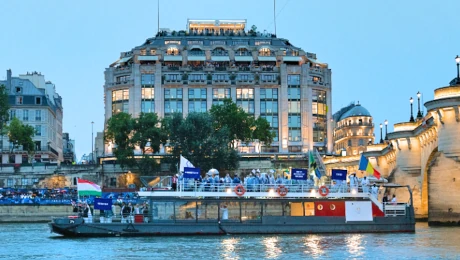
[
  {"xmin": 263, "ymin": 202, "xmax": 283, "ymax": 216},
  {"xmin": 175, "ymin": 201, "xmax": 196, "ymax": 220},
  {"xmin": 241, "ymin": 202, "xmax": 261, "ymax": 222},
  {"xmin": 197, "ymin": 201, "xmax": 218, "ymax": 221},
  {"xmin": 220, "ymin": 202, "xmax": 240, "ymax": 222},
  {"xmin": 152, "ymin": 202, "xmax": 174, "ymax": 220},
  {"xmin": 304, "ymin": 202, "xmax": 315, "ymax": 216},
  {"xmin": 287, "ymin": 202, "xmax": 304, "ymax": 216}
]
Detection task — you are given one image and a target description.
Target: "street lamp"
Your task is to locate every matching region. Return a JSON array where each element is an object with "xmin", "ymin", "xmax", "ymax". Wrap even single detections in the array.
[
  {"xmin": 456, "ymin": 55, "xmax": 460, "ymax": 80},
  {"xmin": 91, "ymin": 121, "xmax": 94, "ymax": 164},
  {"xmin": 409, "ymin": 97, "xmax": 415, "ymax": 122},
  {"xmin": 416, "ymin": 91, "xmax": 423, "ymax": 120},
  {"xmin": 384, "ymin": 120, "xmax": 388, "ymax": 141},
  {"xmin": 379, "ymin": 123, "xmax": 383, "ymax": 144}
]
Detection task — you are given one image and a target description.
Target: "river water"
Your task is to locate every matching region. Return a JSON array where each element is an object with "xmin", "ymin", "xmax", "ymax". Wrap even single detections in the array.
[{"xmin": 0, "ymin": 222, "xmax": 458, "ymax": 259}]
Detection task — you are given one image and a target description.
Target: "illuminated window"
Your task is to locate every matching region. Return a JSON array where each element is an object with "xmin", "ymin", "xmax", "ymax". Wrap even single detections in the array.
[{"xmin": 259, "ymin": 48, "xmax": 271, "ymax": 56}]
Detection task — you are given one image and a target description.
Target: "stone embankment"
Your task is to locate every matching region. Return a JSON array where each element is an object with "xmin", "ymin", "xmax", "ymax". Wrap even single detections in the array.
[{"xmin": 0, "ymin": 205, "xmax": 72, "ymax": 223}]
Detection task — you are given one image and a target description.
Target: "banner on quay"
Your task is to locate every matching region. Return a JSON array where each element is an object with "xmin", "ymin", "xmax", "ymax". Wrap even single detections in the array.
[
  {"xmin": 94, "ymin": 198, "xmax": 112, "ymax": 210},
  {"xmin": 184, "ymin": 167, "xmax": 201, "ymax": 179},
  {"xmin": 331, "ymin": 169, "xmax": 347, "ymax": 181},
  {"xmin": 291, "ymin": 168, "xmax": 307, "ymax": 180}
]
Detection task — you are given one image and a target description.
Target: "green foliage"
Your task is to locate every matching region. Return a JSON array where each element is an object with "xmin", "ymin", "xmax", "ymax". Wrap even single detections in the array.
[
  {"xmin": 105, "ymin": 112, "xmax": 135, "ymax": 168},
  {"xmin": 0, "ymin": 84, "xmax": 9, "ymax": 129},
  {"xmin": 252, "ymin": 116, "xmax": 276, "ymax": 146},
  {"xmin": 209, "ymin": 99, "xmax": 253, "ymax": 146},
  {"xmin": 105, "ymin": 112, "xmax": 167, "ymax": 175},
  {"xmin": 7, "ymin": 117, "xmax": 35, "ymax": 154},
  {"xmin": 164, "ymin": 112, "xmax": 239, "ymax": 173}
]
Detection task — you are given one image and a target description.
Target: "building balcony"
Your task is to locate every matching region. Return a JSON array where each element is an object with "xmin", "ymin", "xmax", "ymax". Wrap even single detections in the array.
[
  {"xmin": 113, "ymin": 66, "xmax": 132, "ymax": 75},
  {"xmin": 236, "ymin": 79, "xmax": 255, "ymax": 85},
  {"xmin": 308, "ymin": 80, "xmax": 325, "ymax": 86},
  {"xmin": 309, "ymin": 67, "xmax": 324, "ymax": 75},
  {"xmin": 163, "ymin": 79, "xmax": 184, "ymax": 85},
  {"xmin": 260, "ymin": 79, "xmax": 279, "ymax": 85},
  {"xmin": 188, "ymin": 79, "xmax": 206, "ymax": 85},
  {"xmin": 212, "ymin": 79, "xmax": 231, "ymax": 85},
  {"xmin": 203, "ymin": 67, "xmax": 215, "ymax": 72},
  {"xmin": 108, "ymin": 80, "xmax": 134, "ymax": 87}
]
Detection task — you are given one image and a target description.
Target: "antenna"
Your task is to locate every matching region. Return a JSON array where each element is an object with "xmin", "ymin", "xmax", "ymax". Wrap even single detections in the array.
[
  {"xmin": 274, "ymin": 0, "xmax": 277, "ymax": 36},
  {"xmin": 157, "ymin": 0, "xmax": 160, "ymax": 35}
]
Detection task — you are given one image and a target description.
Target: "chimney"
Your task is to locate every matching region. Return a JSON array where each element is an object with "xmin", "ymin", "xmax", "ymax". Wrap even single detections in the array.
[{"xmin": 6, "ymin": 69, "xmax": 12, "ymax": 91}]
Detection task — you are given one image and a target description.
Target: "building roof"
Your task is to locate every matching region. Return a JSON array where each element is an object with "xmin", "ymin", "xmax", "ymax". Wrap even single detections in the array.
[{"xmin": 339, "ymin": 104, "xmax": 371, "ymax": 121}]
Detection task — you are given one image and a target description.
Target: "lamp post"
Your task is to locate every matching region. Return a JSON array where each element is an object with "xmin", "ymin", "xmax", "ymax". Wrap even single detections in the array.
[
  {"xmin": 379, "ymin": 123, "xmax": 383, "ymax": 144},
  {"xmin": 91, "ymin": 121, "xmax": 94, "ymax": 164},
  {"xmin": 409, "ymin": 97, "xmax": 415, "ymax": 122},
  {"xmin": 384, "ymin": 119, "xmax": 388, "ymax": 141},
  {"xmin": 456, "ymin": 55, "xmax": 460, "ymax": 81},
  {"xmin": 416, "ymin": 91, "xmax": 423, "ymax": 120}
]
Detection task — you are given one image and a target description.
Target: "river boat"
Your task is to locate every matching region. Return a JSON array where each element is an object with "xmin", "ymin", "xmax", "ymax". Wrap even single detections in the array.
[{"xmin": 49, "ymin": 183, "xmax": 415, "ymax": 237}]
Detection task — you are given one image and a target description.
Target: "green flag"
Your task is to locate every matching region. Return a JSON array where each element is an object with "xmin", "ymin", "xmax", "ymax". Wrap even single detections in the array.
[{"xmin": 309, "ymin": 151, "xmax": 317, "ymax": 170}]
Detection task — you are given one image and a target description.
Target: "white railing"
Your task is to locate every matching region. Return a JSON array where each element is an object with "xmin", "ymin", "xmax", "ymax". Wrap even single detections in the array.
[
  {"xmin": 139, "ymin": 182, "xmax": 384, "ymax": 200},
  {"xmin": 383, "ymin": 203, "xmax": 407, "ymax": 216}
]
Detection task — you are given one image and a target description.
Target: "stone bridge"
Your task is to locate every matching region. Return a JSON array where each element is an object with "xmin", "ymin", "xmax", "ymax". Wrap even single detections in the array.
[{"xmin": 324, "ymin": 82, "xmax": 460, "ymax": 225}]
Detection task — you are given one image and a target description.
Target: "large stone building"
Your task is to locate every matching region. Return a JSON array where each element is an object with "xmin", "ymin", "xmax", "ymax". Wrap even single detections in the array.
[
  {"xmin": 0, "ymin": 70, "xmax": 63, "ymax": 164},
  {"xmin": 332, "ymin": 102, "xmax": 375, "ymax": 156},
  {"xmin": 103, "ymin": 19, "xmax": 333, "ymax": 159}
]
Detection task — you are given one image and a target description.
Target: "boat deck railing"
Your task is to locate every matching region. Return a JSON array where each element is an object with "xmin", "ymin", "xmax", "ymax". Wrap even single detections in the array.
[{"xmin": 140, "ymin": 181, "xmax": 381, "ymax": 200}]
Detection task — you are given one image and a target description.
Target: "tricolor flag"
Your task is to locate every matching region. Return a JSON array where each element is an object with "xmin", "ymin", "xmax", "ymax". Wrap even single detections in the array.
[
  {"xmin": 179, "ymin": 155, "xmax": 194, "ymax": 173},
  {"xmin": 358, "ymin": 154, "xmax": 381, "ymax": 179},
  {"xmin": 77, "ymin": 179, "xmax": 102, "ymax": 196}
]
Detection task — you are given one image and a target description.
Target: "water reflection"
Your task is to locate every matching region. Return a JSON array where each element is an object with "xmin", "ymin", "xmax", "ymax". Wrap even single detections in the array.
[
  {"xmin": 346, "ymin": 234, "xmax": 364, "ymax": 257},
  {"xmin": 221, "ymin": 237, "xmax": 240, "ymax": 260},
  {"xmin": 262, "ymin": 236, "xmax": 282, "ymax": 259},
  {"xmin": 303, "ymin": 235, "xmax": 324, "ymax": 258}
]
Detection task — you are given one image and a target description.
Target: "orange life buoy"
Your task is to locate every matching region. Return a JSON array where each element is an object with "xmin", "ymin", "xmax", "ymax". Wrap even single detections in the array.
[
  {"xmin": 277, "ymin": 185, "xmax": 289, "ymax": 197},
  {"xmin": 319, "ymin": 185, "xmax": 329, "ymax": 196},
  {"xmin": 234, "ymin": 184, "xmax": 246, "ymax": 196}
]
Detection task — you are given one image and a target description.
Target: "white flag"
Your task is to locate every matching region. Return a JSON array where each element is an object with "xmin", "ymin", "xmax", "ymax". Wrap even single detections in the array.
[{"xmin": 180, "ymin": 155, "xmax": 194, "ymax": 173}]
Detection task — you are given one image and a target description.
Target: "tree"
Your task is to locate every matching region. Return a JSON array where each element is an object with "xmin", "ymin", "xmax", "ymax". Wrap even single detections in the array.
[
  {"xmin": 131, "ymin": 113, "xmax": 168, "ymax": 174},
  {"xmin": 105, "ymin": 112, "xmax": 167, "ymax": 175},
  {"xmin": 252, "ymin": 116, "xmax": 276, "ymax": 147},
  {"xmin": 105, "ymin": 112, "xmax": 135, "ymax": 169},
  {"xmin": 163, "ymin": 112, "xmax": 239, "ymax": 173},
  {"xmin": 7, "ymin": 117, "xmax": 35, "ymax": 155},
  {"xmin": 0, "ymin": 84, "xmax": 9, "ymax": 151},
  {"xmin": 209, "ymin": 99, "xmax": 253, "ymax": 147}
]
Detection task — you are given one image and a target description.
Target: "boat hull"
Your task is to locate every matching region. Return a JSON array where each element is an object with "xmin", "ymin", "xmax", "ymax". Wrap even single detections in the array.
[{"xmin": 49, "ymin": 216, "xmax": 415, "ymax": 237}]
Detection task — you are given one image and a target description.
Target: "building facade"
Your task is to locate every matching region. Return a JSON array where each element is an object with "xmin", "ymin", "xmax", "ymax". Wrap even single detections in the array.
[
  {"xmin": 103, "ymin": 19, "xmax": 333, "ymax": 157},
  {"xmin": 0, "ymin": 70, "xmax": 63, "ymax": 164},
  {"xmin": 62, "ymin": 133, "xmax": 76, "ymax": 164},
  {"xmin": 332, "ymin": 103, "xmax": 375, "ymax": 156}
]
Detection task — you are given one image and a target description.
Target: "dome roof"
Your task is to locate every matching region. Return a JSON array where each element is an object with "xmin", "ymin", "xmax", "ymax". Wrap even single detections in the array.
[{"xmin": 339, "ymin": 104, "xmax": 371, "ymax": 121}]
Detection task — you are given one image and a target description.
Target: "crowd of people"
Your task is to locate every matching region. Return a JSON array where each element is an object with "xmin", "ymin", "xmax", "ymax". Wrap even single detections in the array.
[{"xmin": 172, "ymin": 170, "xmax": 397, "ymax": 203}]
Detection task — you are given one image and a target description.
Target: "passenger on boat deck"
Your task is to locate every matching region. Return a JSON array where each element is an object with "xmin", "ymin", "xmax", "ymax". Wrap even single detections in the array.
[
  {"xmin": 371, "ymin": 184, "xmax": 379, "ymax": 199},
  {"xmin": 382, "ymin": 193, "xmax": 389, "ymax": 203},
  {"xmin": 391, "ymin": 194, "xmax": 397, "ymax": 204},
  {"xmin": 254, "ymin": 173, "xmax": 261, "ymax": 191},
  {"xmin": 134, "ymin": 204, "xmax": 141, "ymax": 214},
  {"xmin": 214, "ymin": 174, "xmax": 220, "ymax": 192},
  {"xmin": 275, "ymin": 175, "xmax": 283, "ymax": 185},
  {"xmin": 233, "ymin": 174, "xmax": 241, "ymax": 184},
  {"xmin": 224, "ymin": 174, "xmax": 232, "ymax": 187},
  {"xmin": 269, "ymin": 173, "xmax": 275, "ymax": 185},
  {"xmin": 246, "ymin": 173, "xmax": 254, "ymax": 191},
  {"xmin": 361, "ymin": 176, "xmax": 369, "ymax": 193},
  {"xmin": 172, "ymin": 174, "xmax": 178, "ymax": 191},
  {"xmin": 349, "ymin": 173, "xmax": 358, "ymax": 188}
]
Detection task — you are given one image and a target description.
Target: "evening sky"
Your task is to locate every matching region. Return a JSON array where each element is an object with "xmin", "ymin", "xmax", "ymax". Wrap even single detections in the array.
[{"xmin": 1, "ymin": 0, "xmax": 459, "ymax": 159}]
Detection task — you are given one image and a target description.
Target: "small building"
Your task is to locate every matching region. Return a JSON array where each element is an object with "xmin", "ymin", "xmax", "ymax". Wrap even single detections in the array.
[{"xmin": 0, "ymin": 70, "xmax": 63, "ymax": 164}]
